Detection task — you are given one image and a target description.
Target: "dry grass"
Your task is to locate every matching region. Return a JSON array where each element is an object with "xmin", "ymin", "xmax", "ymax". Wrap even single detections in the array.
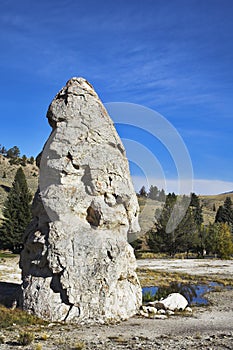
[
  {"xmin": 0, "ymin": 251, "xmax": 18, "ymax": 259},
  {"xmin": 200, "ymin": 193, "xmax": 233, "ymax": 224},
  {"xmin": 0, "ymin": 304, "xmax": 47, "ymax": 329},
  {"xmin": 137, "ymin": 268, "xmax": 233, "ymax": 288}
]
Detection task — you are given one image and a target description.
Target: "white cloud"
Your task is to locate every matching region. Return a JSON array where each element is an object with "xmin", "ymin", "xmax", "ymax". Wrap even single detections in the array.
[{"xmin": 132, "ymin": 175, "xmax": 233, "ymax": 195}]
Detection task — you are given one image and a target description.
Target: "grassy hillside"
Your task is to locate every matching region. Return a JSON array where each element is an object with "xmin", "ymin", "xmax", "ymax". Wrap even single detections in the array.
[
  {"xmin": 0, "ymin": 155, "xmax": 38, "ymax": 220},
  {"xmin": 200, "ymin": 193, "xmax": 233, "ymax": 225}
]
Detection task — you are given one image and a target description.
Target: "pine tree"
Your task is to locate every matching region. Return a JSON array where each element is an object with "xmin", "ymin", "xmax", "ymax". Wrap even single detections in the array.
[
  {"xmin": 148, "ymin": 193, "xmax": 201, "ymax": 256},
  {"xmin": 215, "ymin": 196, "xmax": 233, "ymax": 229},
  {"xmin": 148, "ymin": 193, "xmax": 179, "ymax": 256},
  {"xmin": 190, "ymin": 193, "xmax": 203, "ymax": 227},
  {"xmin": 148, "ymin": 185, "xmax": 158, "ymax": 200},
  {"xmin": 139, "ymin": 186, "xmax": 147, "ymax": 197},
  {"xmin": 158, "ymin": 188, "xmax": 166, "ymax": 202},
  {"xmin": 6, "ymin": 146, "xmax": 20, "ymax": 159},
  {"xmin": 0, "ymin": 167, "xmax": 32, "ymax": 253},
  {"xmin": 28, "ymin": 156, "xmax": 35, "ymax": 165},
  {"xmin": 20, "ymin": 155, "xmax": 27, "ymax": 166}
]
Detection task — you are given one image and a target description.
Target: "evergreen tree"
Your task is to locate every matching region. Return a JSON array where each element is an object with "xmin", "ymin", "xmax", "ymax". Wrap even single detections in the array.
[
  {"xmin": 0, "ymin": 145, "xmax": 7, "ymax": 155},
  {"xmin": 158, "ymin": 189, "xmax": 166, "ymax": 202},
  {"xmin": 0, "ymin": 167, "xmax": 32, "ymax": 253},
  {"xmin": 189, "ymin": 193, "xmax": 204, "ymax": 255},
  {"xmin": 28, "ymin": 156, "xmax": 35, "ymax": 165},
  {"xmin": 148, "ymin": 193, "xmax": 179, "ymax": 256},
  {"xmin": 190, "ymin": 193, "xmax": 203, "ymax": 227},
  {"xmin": 148, "ymin": 193, "xmax": 201, "ymax": 256},
  {"xmin": 139, "ymin": 185, "xmax": 147, "ymax": 197},
  {"xmin": 148, "ymin": 185, "xmax": 158, "ymax": 200},
  {"xmin": 6, "ymin": 146, "xmax": 20, "ymax": 159},
  {"xmin": 20, "ymin": 155, "xmax": 27, "ymax": 166},
  {"xmin": 215, "ymin": 197, "xmax": 233, "ymax": 229}
]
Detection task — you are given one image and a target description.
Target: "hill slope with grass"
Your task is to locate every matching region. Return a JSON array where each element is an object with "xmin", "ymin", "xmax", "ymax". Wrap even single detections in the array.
[
  {"xmin": 0, "ymin": 155, "xmax": 38, "ymax": 220},
  {"xmin": 200, "ymin": 193, "xmax": 233, "ymax": 225}
]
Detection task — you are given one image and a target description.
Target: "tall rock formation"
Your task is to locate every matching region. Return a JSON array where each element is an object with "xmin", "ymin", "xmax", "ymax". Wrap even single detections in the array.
[{"xmin": 20, "ymin": 78, "xmax": 142, "ymax": 323}]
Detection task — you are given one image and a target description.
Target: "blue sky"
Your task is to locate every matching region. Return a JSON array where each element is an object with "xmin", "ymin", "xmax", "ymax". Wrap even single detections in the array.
[{"xmin": 0, "ymin": 0, "xmax": 232, "ymax": 194}]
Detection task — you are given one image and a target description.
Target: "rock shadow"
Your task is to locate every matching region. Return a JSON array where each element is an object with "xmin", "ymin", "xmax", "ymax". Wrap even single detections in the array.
[
  {"xmin": 0, "ymin": 184, "xmax": 11, "ymax": 192},
  {"xmin": 0, "ymin": 282, "xmax": 22, "ymax": 308}
]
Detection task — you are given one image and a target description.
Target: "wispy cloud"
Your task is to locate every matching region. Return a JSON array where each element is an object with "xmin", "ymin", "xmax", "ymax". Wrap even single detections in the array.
[{"xmin": 132, "ymin": 175, "xmax": 233, "ymax": 196}]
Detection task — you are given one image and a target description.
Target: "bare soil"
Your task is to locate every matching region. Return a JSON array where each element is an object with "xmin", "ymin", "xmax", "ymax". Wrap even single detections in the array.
[{"xmin": 0, "ymin": 257, "xmax": 232, "ymax": 349}]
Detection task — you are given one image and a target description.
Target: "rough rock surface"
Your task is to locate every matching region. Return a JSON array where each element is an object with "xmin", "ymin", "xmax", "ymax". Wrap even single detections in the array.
[
  {"xmin": 159, "ymin": 293, "xmax": 188, "ymax": 311},
  {"xmin": 20, "ymin": 77, "xmax": 142, "ymax": 323}
]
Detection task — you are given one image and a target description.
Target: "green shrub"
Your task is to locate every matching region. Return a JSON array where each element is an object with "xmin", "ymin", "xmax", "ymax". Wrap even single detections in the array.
[{"xmin": 142, "ymin": 290, "xmax": 156, "ymax": 303}]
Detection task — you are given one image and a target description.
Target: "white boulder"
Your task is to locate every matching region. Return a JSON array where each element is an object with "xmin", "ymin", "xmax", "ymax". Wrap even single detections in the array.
[{"xmin": 160, "ymin": 293, "xmax": 188, "ymax": 311}]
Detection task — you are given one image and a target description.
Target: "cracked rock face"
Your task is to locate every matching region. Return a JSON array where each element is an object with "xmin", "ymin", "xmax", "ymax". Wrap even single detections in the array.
[{"xmin": 20, "ymin": 77, "xmax": 142, "ymax": 323}]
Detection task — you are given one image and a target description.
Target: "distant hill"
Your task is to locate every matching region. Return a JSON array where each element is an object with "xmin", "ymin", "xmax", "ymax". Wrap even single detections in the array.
[
  {"xmin": 199, "ymin": 193, "xmax": 233, "ymax": 225},
  {"xmin": 0, "ymin": 155, "xmax": 38, "ymax": 220}
]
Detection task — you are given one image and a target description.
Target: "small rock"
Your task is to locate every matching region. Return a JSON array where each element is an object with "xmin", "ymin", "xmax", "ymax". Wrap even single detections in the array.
[
  {"xmin": 166, "ymin": 310, "xmax": 175, "ymax": 316},
  {"xmin": 153, "ymin": 314, "xmax": 168, "ymax": 319},
  {"xmin": 132, "ymin": 336, "xmax": 139, "ymax": 341},
  {"xmin": 160, "ymin": 293, "xmax": 188, "ymax": 311},
  {"xmin": 157, "ymin": 309, "xmax": 166, "ymax": 315},
  {"xmin": 147, "ymin": 306, "xmax": 157, "ymax": 314},
  {"xmin": 141, "ymin": 306, "xmax": 148, "ymax": 313},
  {"xmin": 147, "ymin": 300, "xmax": 159, "ymax": 306},
  {"xmin": 185, "ymin": 307, "xmax": 193, "ymax": 313},
  {"xmin": 140, "ymin": 310, "xmax": 149, "ymax": 317}
]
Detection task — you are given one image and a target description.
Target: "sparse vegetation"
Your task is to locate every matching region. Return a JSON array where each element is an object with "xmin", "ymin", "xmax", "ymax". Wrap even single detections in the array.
[
  {"xmin": 0, "ymin": 251, "xmax": 18, "ymax": 259},
  {"xmin": 18, "ymin": 331, "xmax": 35, "ymax": 345},
  {"xmin": 142, "ymin": 290, "xmax": 155, "ymax": 303},
  {"xmin": 0, "ymin": 304, "xmax": 46, "ymax": 328},
  {"xmin": 71, "ymin": 342, "xmax": 85, "ymax": 350},
  {"xmin": 39, "ymin": 333, "xmax": 48, "ymax": 341},
  {"xmin": 34, "ymin": 344, "xmax": 43, "ymax": 350}
]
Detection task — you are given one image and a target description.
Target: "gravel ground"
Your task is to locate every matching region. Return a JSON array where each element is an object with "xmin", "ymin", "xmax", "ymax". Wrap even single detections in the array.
[{"xmin": 0, "ymin": 257, "xmax": 232, "ymax": 349}]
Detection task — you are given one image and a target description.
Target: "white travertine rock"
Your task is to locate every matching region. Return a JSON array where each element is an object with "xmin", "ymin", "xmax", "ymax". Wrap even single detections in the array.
[
  {"xmin": 160, "ymin": 293, "xmax": 188, "ymax": 311},
  {"xmin": 20, "ymin": 77, "xmax": 141, "ymax": 323}
]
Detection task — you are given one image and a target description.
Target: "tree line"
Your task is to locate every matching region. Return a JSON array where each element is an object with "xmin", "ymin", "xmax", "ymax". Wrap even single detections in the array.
[
  {"xmin": 146, "ymin": 193, "xmax": 233, "ymax": 259},
  {"xmin": 138, "ymin": 185, "xmax": 166, "ymax": 202},
  {"xmin": 0, "ymin": 144, "xmax": 34, "ymax": 166}
]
